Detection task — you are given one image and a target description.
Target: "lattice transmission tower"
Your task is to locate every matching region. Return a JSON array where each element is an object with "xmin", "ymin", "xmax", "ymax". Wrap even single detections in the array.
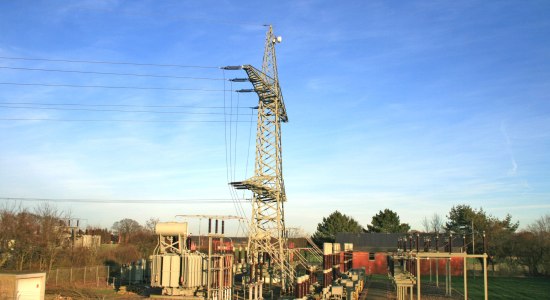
[{"xmin": 230, "ymin": 25, "xmax": 293, "ymax": 291}]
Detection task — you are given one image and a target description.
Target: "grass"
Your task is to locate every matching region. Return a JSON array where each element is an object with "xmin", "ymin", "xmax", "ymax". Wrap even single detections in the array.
[
  {"xmin": 46, "ymin": 286, "xmax": 145, "ymax": 299},
  {"xmin": 420, "ymin": 275, "xmax": 550, "ymax": 299},
  {"xmin": 370, "ymin": 274, "xmax": 390, "ymax": 281}
]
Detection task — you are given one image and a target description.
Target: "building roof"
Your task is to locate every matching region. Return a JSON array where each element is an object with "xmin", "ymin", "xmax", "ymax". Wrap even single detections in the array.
[{"xmin": 336, "ymin": 233, "xmax": 400, "ymax": 252}]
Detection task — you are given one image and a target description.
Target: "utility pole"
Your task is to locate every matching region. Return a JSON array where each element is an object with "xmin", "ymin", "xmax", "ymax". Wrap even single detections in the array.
[
  {"xmin": 229, "ymin": 25, "xmax": 293, "ymax": 295},
  {"xmin": 472, "ymin": 219, "xmax": 476, "ymax": 279},
  {"xmin": 472, "ymin": 219, "xmax": 475, "ymax": 254}
]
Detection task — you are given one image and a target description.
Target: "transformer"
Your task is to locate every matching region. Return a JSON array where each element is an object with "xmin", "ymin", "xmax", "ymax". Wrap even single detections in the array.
[{"xmin": 150, "ymin": 221, "xmax": 234, "ymax": 299}]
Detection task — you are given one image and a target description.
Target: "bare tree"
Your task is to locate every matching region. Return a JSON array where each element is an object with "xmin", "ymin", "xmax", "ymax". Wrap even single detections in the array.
[
  {"xmin": 112, "ymin": 218, "xmax": 143, "ymax": 244},
  {"xmin": 526, "ymin": 214, "xmax": 550, "ymax": 275},
  {"xmin": 430, "ymin": 213, "xmax": 443, "ymax": 233},
  {"xmin": 421, "ymin": 213, "xmax": 443, "ymax": 233},
  {"xmin": 145, "ymin": 217, "xmax": 160, "ymax": 233},
  {"xmin": 286, "ymin": 227, "xmax": 306, "ymax": 239},
  {"xmin": 34, "ymin": 203, "xmax": 69, "ymax": 271},
  {"xmin": 422, "ymin": 216, "xmax": 430, "ymax": 233},
  {"xmin": 0, "ymin": 203, "xmax": 19, "ymax": 268},
  {"xmin": 13, "ymin": 209, "xmax": 38, "ymax": 270}
]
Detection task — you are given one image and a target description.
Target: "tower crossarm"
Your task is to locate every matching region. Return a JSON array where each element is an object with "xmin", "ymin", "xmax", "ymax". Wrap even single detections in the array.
[
  {"xmin": 230, "ymin": 175, "xmax": 284, "ymax": 202},
  {"xmin": 242, "ymin": 64, "xmax": 288, "ymax": 122}
]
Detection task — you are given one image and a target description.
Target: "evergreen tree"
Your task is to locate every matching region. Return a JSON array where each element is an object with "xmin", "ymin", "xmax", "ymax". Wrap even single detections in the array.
[
  {"xmin": 445, "ymin": 204, "xmax": 519, "ymax": 271},
  {"xmin": 311, "ymin": 211, "xmax": 364, "ymax": 246},
  {"xmin": 367, "ymin": 209, "xmax": 410, "ymax": 233}
]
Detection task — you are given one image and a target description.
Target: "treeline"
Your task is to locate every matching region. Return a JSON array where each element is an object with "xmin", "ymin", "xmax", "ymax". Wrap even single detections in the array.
[
  {"xmin": 0, "ymin": 203, "xmax": 157, "ymax": 272},
  {"xmin": 311, "ymin": 205, "xmax": 550, "ymax": 276},
  {"xmin": 508, "ymin": 214, "xmax": 550, "ymax": 276},
  {"xmin": 428, "ymin": 205, "xmax": 549, "ymax": 276}
]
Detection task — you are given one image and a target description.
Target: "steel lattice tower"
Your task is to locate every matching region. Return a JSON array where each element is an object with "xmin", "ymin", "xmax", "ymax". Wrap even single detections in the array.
[{"xmin": 231, "ymin": 25, "xmax": 293, "ymax": 291}]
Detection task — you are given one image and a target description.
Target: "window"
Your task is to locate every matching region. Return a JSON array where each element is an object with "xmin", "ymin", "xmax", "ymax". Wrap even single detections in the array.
[{"xmin": 369, "ymin": 253, "xmax": 375, "ymax": 261}]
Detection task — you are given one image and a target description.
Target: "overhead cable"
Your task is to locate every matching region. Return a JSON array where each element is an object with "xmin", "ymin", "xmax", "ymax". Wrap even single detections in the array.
[
  {"xmin": 0, "ymin": 197, "xmax": 250, "ymax": 204},
  {"xmin": 0, "ymin": 66, "xmax": 226, "ymax": 81},
  {"xmin": 0, "ymin": 82, "xmax": 229, "ymax": 92},
  {"xmin": 0, "ymin": 105, "xmax": 255, "ymax": 116},
  {"xmin": 0, "ymin": 56, "xmax": 219, "ymax": 69},
  {"xmin": 0, "ymin": 101, "xmax": 256, "ymax": 110},
  {"xmin": 0, "ymin": 118, "xmax": 254, "ymax": 123}
]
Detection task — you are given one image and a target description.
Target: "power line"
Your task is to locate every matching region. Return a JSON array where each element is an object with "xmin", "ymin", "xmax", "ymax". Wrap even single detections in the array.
[
  {"xmin": 0, "ymin": 82, "xmax": 229, "ymax": 92},
  {"xmin": 229, "ymin": 81, "xmax": 234, "ymax": 182},
  {"xmin": 0, "ymin": 66, "xmax": 226, "ymax": 81},
  {"xmin": 224, "ymin": 75, "xmax": 250, "ymax": 234},
  {"xmin": 223, "ymin": 70, "xmax": 248, "ymax": 231},
  {"xmin": 0, "ymin": 102, "xmax": 256, "ymax": 110},
  {"xmin": 233, "ymin": 85, "xmax": 240, "ymax": 180},
  {"xmin": 0, "ymin": 105, "xmax": 255, "ymax": 116},
  {"xmin": 0, "ymin": 197, "xmax": 250, "ymax": 204},
  {"xmin": 0, "ymin": 56, "xmax": 220, "ymax": 69},
  {"xmin": 0, "ymin": 118, "xmax": 254, "ymax": 123}
]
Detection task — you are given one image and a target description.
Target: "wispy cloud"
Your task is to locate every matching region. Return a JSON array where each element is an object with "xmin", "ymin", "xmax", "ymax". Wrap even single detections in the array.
[
  {"xmin": 500, "ymin": 121, "xmax": 518, "ymax": 176},
  {"xmin": 55, "ymin": 0, "xmax": 121, "ymax": 15}
]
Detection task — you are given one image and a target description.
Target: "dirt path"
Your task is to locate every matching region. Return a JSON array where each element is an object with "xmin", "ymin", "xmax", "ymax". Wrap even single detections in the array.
[{"xmin": 362, "ymin": 276, "xmax": 394, "ymax": 300}]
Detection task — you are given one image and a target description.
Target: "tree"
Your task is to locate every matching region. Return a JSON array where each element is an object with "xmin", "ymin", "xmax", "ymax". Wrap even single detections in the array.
[
  {"xmin": 421, "ymin": 213, "xmax": 442, "ymax": 233},
  {"xmin": 112, "ymin": 219, "xmax": 142, "ymax": 244},
  {"xmin": 486, "ymin": 213, "xmax": 519, "ymax": 267},
  {"xmin": 445, "ymin": 204, "xmax": 519, "ymax": 273},
  {"xmin": 311, "ymin": 211, "xmax": 364, "ymax": 246},
  {"xmin": 0, "ymin": 203, "xmax": 69, "ymax": 271},
  {"xmin": 445, "ymin": 204, "xmax": 518, "ymax": 252},
  {"xmin": 514, "ymin": 231, "xmax": 542, "ymax": 275},
  {"xmin": 0, "ymin": 204, "xmax": 40, "ymax": 271},
  {"xmin": 431, "ymin": 213, "xmax": 443, "ymax": 233},
  {"xmin": 0, "ymin": 204, "xmax": 20, "ymax": 269},
  {"xmin": 34, "ymin": 203, "xmax": 69, "ymax": 272},
  {"xmin": 145, "ymin": 217, "xmax": 159, "ymax": 233},
  {"xmin": 129, "ymin": 230, "xmax": 157, "ymax": 259},
  {"xmin": 514, "ymin": 214, "xmax": 550, "ymax": 276},
  {"xmin": 421, "ymin": 216, "xmax": 430, "ymax": 233},
  {"xmin": 530, "ymin": 214, "xmax": 550, "ymax": 275},
  {"xmin": 367, "ymin": 209, "xmax": 410, "ymax": 233},
  {"xmin": 445, "ymin": 204, "xmax": 483, "ymax": 234}
]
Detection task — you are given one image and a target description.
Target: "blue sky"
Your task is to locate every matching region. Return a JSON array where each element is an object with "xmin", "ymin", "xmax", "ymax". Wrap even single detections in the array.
[{"xmin": 1, "ymin": 1, "xmax": 549, "ymax": 235}]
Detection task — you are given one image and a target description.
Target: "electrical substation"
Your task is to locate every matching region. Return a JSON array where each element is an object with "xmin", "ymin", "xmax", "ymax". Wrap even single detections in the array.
[
  {"xmin": 0, "ymin": 23, "xmax": 498, "ymax": 300},
  {"xmin": 2, "ymin": 3, "xmax": 545, "ymax": 299},
  {"xmin": 145, "ymin": 26, "xmax": 368, "ymax": 300},
  {"xmin": 139, "ymin": 26, "xmax": 493, "ymax": 300}
]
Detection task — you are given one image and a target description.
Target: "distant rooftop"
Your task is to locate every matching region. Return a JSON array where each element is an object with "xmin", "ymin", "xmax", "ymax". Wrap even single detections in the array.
[{"xmin": 336, "ymin": 232, "xmax": 401, "ymax": 252}]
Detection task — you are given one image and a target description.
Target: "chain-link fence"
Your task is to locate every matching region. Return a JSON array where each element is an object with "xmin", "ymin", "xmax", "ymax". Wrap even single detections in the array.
[{"xmin": 45, "ymin": 265, "xmax": 110, "ymax": 287}]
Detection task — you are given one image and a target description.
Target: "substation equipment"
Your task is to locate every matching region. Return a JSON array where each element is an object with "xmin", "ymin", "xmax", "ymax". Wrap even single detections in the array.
[
  {"xmin": 318, "ymin": 243, "xmax": 366, "ymax": 300},
  {"xmin": 150, "ymin": 218, "xmax": 235, "ymax": 299},
  {"xmin": 388, "ymin": 233, "xmax": 490, "ymax": 300}
]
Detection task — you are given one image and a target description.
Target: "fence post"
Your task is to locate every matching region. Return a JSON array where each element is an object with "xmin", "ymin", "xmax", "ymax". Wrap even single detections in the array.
[
  {"xmin": 55, "ymin": 268, "xmax": 59, "ymax": 285},
  {"xmin": 96, "ymin": 266, "xmax": 99, "ymax": 287},
  {"xmin": 84, "ymin": 266, "xmax": 87, "ymax": 285},
  {"xmin": 107, "ymin": 266, "xmax": 110, "ymax": 285},
  {"xmin": 70, "ymin": 267, "xmax": 73, "ymax": 283}
]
